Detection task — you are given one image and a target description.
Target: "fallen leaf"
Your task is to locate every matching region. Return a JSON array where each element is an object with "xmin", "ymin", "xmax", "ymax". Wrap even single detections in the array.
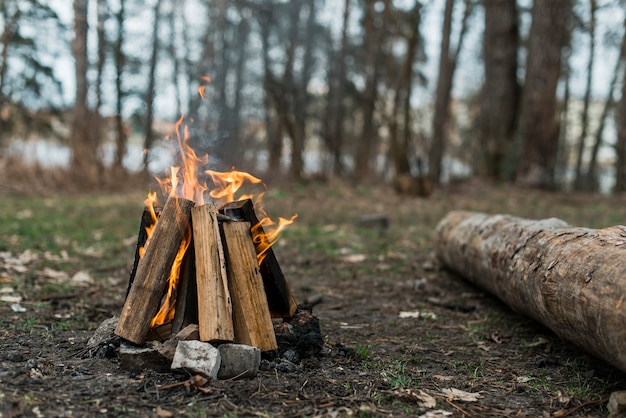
[
  {"xmin": 399, "ymin": 311, "xmax": 437, "ymax": 320},
  {"xmin": 432, "ymin": 375, "xmax": 454, "ymax": 381},
  {"xmin": 419, "ymin": 410, "xmax": 453, "ymax": 418},
  {"xmin": 1, "ymin": 295, "xmax": 22, "ymax": 303},
  {"xmin": 340, "ymin": 254, "xmax": 366, "ymax": 263},
  {"xmin": 155, "ymin": 406, "xmax": 174, "ymax": 418},
  {"xmin": 440, "ymin": 388, "xmax": 483, "ymax": 402},
  {"xmin": 71, "ymin": 271, "xmax": 94, "ymax": 286},
  {"xmin": 396, "ymin": 388, "xmax": 437, "ymax": 408},
  {"xmin": 516, "ymin": 376, "xmax": 533, "ymax": 383},
  {"xmin": 11, "ymin": 303, "xmax": 27, "ymax": 312}
]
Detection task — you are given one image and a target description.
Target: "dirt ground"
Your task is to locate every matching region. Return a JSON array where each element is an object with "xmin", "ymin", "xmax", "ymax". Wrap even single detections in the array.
[{"xmin": 1, "ymin": 179, "xmax": 626, "ymax": 417}]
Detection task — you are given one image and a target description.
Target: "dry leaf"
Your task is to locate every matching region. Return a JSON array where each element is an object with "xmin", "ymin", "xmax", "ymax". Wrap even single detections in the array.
[
  {"xmin": 396, "ymin": 388, "xmax": 437, "ymax": 408},
  {"xmin": 419, "ymin": 410, "xmax": 453, "ymax": 418},
  {"xmin": 432, "ymin": 375, "xmax": 454, "ymax": 381},
  {"xmin": 440, "ymin": 388, "xmax": 482, "ymax": 402},
  {"xmin": 155, "ymin": 406, "xmax": 174, "ymax": 417}
]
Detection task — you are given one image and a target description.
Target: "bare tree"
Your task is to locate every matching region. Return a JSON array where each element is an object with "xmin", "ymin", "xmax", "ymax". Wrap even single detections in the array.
[
  {"xmin": 113, "ymin": 0, "xmax": 127, "ymax": 174},
  {"xmin": 389, "ymin": 2, "xmax": 423, "ymax": 177},
  {"xmin": 480, "ymin": 0, "xmax": 519, "ymax": 181},
  {"xmin": 585, "ymin": 16, "xmax": 626, "ymax": 191},
  {"xmin": 142, "ymin": 0, "xmax": 163, "ymax": 171},
  {"xmin": 428, "ymin": 0, "xmax": 473, "ymax": 184},
  {"xmin": 615, "ymin": 43, "xmax": 626, "ymax": 193},
  {"xmin": 70, "ymin": 0, "xmax": 101, "ymax": 184},
  {"xmin": 354, "ymin": 0, "xmax": 384, "ymax": 182},
  {"xmin": 516, "ymin": 0, "xmax": 572, "ymax": 188},
  {"xmin": 573, "ymin": 0, "xmax": 597, "ymax": 191},
  {"xmin": 323, "ymin": 0, "xmax": 351, "ymax": 177}
]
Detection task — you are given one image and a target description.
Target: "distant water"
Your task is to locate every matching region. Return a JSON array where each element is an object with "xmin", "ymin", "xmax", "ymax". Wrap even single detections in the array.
[
  {"xmin": 4, "ymin": 139, "xmax": 616, "ymax": 194},
  {"xmin": 6, "ymin": 139, "xmax": 174, "ymax": 174}
]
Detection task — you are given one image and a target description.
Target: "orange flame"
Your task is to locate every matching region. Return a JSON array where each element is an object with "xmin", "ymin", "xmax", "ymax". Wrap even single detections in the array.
[
  {"xmin": 149, "ymin": 224, "xmax": 192, "ymax": 327},
  {"xmin": 142, "ymin": 99, "xmax": 296, "ymax": 328},
  {"xmin": 252, "ymin": 214, "xmax": 298, "ymax": 265},
  {"xmin": 198, "ymin": 76, "xmax": 212, "ymax": 99},
  {"xmin": 205, "ymin": 168, "xmax": 262, "ymax": 207}
]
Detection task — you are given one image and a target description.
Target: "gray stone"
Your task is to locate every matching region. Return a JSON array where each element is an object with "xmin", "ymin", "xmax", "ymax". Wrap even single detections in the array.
[
  {"xmin": 608, "ymin": 390, "xmax": 626, "ymax": 418},
  {"xmin": 171, "ymin": 340, "xmax": 221, "ymax": 380},
  {"xmin": 217, "ymin": 343, "xmax": 261, "ymax": 380},
  {"xmin": 87, "ymin": 316, "xmax": 119, "ymax": 347},
  {"xmin": 119, "ymin": 342, "xmax": 168, "ymax": 371}
]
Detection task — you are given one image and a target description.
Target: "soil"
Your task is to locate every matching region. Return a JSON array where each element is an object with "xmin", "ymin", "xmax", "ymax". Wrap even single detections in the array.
[{"xmin": 2, "ymin": 180, "xmax": 626, "ymax": 417}]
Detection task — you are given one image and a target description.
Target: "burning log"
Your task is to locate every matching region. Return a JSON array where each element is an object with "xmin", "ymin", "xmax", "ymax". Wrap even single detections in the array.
[
  {"xmin": 221, "ymin": 199, "xmax": 297, "ymax": 318},
  {"xmin": 191, "ymin": 204, "xmax": 234, "ymax": 342},
  {"xmin": 171, "ymin": 241, "xmax": 198, "ymax": 335},
  {"xmin": 221, "ymin": 221, "xmax": 278, "ymax": 351},
  {"xmin": 436, "ymin": 211, "xmax": 626, "ymax": 372},
  {"xmin": 116, "ymin": 197, "xmax": 195, "ymax": 345},
  {"xmin": 126, "ymin": 207, "xmax": 159, "ymax": 297}
]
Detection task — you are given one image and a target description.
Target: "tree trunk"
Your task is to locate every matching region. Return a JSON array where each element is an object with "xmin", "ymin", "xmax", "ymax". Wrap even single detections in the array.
[
  {"xmin": 516, "ymin": 0, "xmax": 571, "ymax": 188},
  {"xmin": 436, "ymin": 210, "xmax": 626, "ymax": 373},
  {"xmin": 573, "ymin": 0, "xmax": 597, "ymax": 191},
  {"xmin": 290, "ymin": 0, "xmax": 317, "ymax": 180},
  {"xmin": 113, "ymin": 0, "xmax": 127, "ymax": 175},
  {"xmin": 354, "ymin": 0, "xmax": 381, "ymax": 183},
  {"xmin": 614, "ymin": 54, "xmax": 626, "ymax": 193},
  {"xmin": 428, "ymin": 0, "xmax": 472, "ymax": 184},
  {"xmin": 0, "ymin": 3, "xmax": 15, "ymax": 148},
  {"xmin": 480, "ymin": 0, "xmax": 519, "ymax": 181},
  {"xmin": 70, "ymin": 0, "xmax": 100, "ymax": 185},
  {"xmin": 142, "ymin": 0, "xmax": 163, "ymax": 171},
  {"xmin": 390, "ymin": 3, "xmax": 421, "ymax": 178},
  {"xmin": 326, "ymin": 0, "xmax": 350, "ymax": 177},
  {"xmin": 584, "ymin": 25, "xmax": 625, "ymax": 191}
]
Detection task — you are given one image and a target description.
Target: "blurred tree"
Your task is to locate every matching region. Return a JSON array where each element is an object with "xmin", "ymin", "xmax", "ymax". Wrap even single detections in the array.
[
  {"xmin": 479, "ymin": 0, "xmax": 519, "ymax": 182},
  {"xmin": 112, "ymin": 0, "xmax": 127, "ymax": 175},
  {"xmin": 573, "ymin": 0, "xmax": 597, "ymax": 191},
  {"xmin": 0, "ymin": 0, "xmax": 64, "ymax": 148},
  {"xmin": 615, "ymin": 34, "xmax": 626, "ymax": 193},
  {"xmin": 585, "ymin": 15, "xmax": 626, "ymax": 192},
  {"xmin": 142, "ymin": 0, "xmax": 162, "ymax": 171},
  {"xmin": 354, "ymin": 0, "xmax": 387, "ymax": 183},
  {"xmin": 389, "ymin": 2, "xmax": 424, "ymax": 178},
  {"xmin": 70, "ymin": 0, "xmax": 102, "ymax": 184},
  {"xmin": 322, "ymin": 0, "xmax": 351, "ymax": 177},
  {"xmin": 516, "ymin": 0, "xmax": 572, "ymax": 188},
  {"xmin": 428, "ymin": 0, "xmax": 473, "ymax": 184}
]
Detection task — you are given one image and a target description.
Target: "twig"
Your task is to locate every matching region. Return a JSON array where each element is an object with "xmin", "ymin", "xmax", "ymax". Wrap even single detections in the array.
[
  {"xmin": 552, "ymin": 398, "xmax": 608, "ymax": 417},
  {"xmin": 445, "ymin": 399, "xmax": 471, "ymax": 417}
]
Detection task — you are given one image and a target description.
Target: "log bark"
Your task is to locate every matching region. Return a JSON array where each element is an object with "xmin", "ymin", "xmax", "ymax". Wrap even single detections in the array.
[
  {"xmin": 191, "ymin": 204, "xmax": 234, "ymax": 342},
  {"xmin": 221, "ymin": 199, "xmax": 297, "ymax": 318},
  {"xmin": 116, "ymin": 197, "xmax": 195, "ymax": 345},
  {"xmin": 436, "ymin": 211, "xmax": 626, "ymax": 372},
  {"xmin": 221, "ymin": 221, "xmax": 278, "ymax": 351}
]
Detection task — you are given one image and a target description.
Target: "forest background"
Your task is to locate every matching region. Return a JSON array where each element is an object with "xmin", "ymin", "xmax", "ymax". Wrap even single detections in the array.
[{"xmin": 1, "ymin": 0, "xmax": 626, "ymax": 194}]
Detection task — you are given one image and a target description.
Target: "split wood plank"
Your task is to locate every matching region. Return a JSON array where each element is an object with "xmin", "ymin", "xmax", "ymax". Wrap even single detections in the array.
[
  {"xmin": 191, "ymin": 204, "xmax": 234, "ymax": 342},
  {"xmin": 171, "ymin": 240, "xmax": 198, "ymax": 336},
  {"xmin": 220, "ymin": 199, "xmax": 297, "ymax": 318},
  {"xmin": 436, "ymin": 211, "xmax": 626, "ymax": 373},
  {"xmin": 221, "ymin": 221, "xmax": 278, "ymax": 351},
  {"xmin": 116, "ymin": 197, "xmax": 195, "ymax": 345},
  {"xmin": 126, "ymin": 207, "xmax": 160, "ymax": 298}
]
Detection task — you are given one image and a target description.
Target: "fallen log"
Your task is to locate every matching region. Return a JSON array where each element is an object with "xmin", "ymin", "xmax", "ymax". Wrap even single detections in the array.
[{"xmin": 435, "ymin": 211, "xmax": 626, "ymax": 372}]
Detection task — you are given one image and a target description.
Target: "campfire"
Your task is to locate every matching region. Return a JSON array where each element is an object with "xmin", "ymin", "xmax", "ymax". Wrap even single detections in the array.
[{"xmin": 114, "ymin": 115, "xmax": 302, "ymax": 358}]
